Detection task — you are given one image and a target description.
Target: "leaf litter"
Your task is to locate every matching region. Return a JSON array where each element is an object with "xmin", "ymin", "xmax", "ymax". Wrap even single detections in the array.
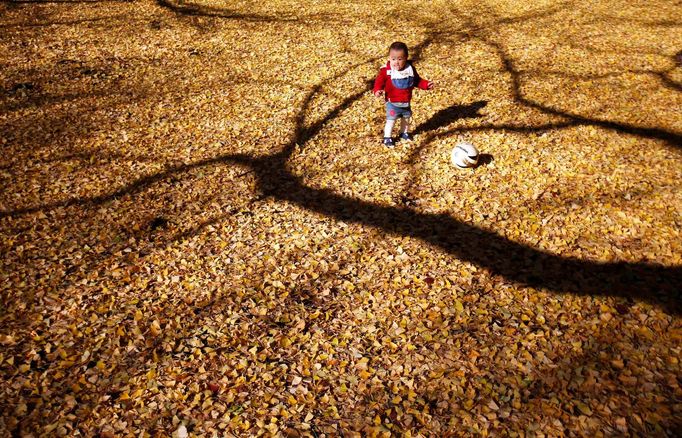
[{"xmin": 1, "ymin": 0, "xmax": 681, "ymax": 436}]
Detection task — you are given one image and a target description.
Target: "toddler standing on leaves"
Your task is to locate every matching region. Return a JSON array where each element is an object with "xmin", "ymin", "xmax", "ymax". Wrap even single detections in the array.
[{"xmin": 373, "ymin": 41, "xmax": 434, "ymax": 148}]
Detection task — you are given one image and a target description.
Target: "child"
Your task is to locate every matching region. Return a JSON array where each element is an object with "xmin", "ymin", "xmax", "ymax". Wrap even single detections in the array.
[{"xmin": 373, "ymin": 41, "xmax": 434, "ymax": 148}]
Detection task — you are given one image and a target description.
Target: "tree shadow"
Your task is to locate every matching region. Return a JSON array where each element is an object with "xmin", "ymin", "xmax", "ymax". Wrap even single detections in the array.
[
  {"xmin": 228, "ymin": 13, "xmax": 681, "ymax": 312},
  {"xmin": 465, "ymin": 20, "xmax": 682, "ymax": 148},
  {"xmin": 3, "ymin": 4, "xmax": 680, "ymax": 305},
  {"xmin": 520, "ymin": 67, "xmax": 682, "ymax": 93},
  {"xmin": 0, "ymin": 14, "xmax": 129, "ymax": 29},
  {"xmin": 503, "ymin": 64, "xmax": 682, "ymax": 146},
  {"xmin": 155, "ymin": 0, "xmax": 323, "ymax": 23},
  {"xmin": 2, "ymin": 29, "xmax": 680, "ymax": 315},
  {"xmin": 246, "ymin": 152, "xmax": 681, "ymax": 315}
]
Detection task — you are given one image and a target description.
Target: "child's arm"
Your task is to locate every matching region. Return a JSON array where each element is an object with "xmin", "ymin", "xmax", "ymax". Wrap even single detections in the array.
[
  {"xmin": 414, "ymin": 66, "xmax": 434, "ymax": 90},
  {"xmin": 373, "ymin": 68, "xmax": 387, "ymax": 97}
]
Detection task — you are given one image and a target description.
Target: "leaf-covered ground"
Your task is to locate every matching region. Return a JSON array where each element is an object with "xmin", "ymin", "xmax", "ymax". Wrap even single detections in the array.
[{"xmin": 1, "ymin": 0, "xmax": 681, "ymax": 436}]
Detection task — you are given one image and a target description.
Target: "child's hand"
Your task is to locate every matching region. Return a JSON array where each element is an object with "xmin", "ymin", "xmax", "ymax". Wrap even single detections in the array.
[
  {"xmin": 427, "ymin": 81, "xmax": 435, "ymax": 90},
  {"xmin": 374, "ymin": 90, "xmax": 384, "ymax": 98}
]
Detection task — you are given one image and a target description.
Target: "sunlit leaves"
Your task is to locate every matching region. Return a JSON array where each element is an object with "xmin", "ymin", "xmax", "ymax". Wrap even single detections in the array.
[{"xmin": 1, "ymin": 0, "xmax": 681, "ymax": 436}]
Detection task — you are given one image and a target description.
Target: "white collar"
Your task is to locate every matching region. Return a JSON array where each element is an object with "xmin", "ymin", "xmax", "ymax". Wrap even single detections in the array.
[{"xmin": 388, "ymin": 64, "xmax": 414, "ymax": 79}]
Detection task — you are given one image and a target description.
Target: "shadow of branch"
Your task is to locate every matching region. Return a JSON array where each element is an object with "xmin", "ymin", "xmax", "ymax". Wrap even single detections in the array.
[{"xmin": 156, "ymin": 0, "xmax": 322, "ymax": 23}]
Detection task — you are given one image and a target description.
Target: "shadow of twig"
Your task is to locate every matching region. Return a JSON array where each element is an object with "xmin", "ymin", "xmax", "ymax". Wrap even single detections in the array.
[
  {"xmin": 156, "ymin": 0, "xmax": 328, "ymax": 23},
  {"xmin": 0, "ymin": 14, "xmax": 130, "ymax": 29}
]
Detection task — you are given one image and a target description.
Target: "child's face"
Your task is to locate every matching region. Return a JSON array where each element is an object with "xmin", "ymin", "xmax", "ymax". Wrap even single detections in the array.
[{"xmin": 389, "ymin": 49, "xmax": 407, "ymax": 70}]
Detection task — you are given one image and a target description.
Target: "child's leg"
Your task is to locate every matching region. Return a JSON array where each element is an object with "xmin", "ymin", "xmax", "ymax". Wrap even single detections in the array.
[
  {"xmin": 383, "ymin": 103, "xmax": 399, "ymax": 147},
  {"xmin": 384, "ymin": 119, "xmax": 396, "ymax": 138},
  {"xmin": 400, "ymin": 117, "xmax": 411, "ymax": 134}
]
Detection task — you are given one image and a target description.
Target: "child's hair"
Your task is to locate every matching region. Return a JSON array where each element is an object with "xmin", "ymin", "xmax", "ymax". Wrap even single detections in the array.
[{"xmin": 389, "ymin": 41, "xmax": 409, "ymax": 58}]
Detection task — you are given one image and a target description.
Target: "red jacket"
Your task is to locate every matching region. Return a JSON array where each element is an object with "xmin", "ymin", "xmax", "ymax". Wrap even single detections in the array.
[{"xmin": 373, "ymin": 61, "xmax": 430, "ymax": 103}]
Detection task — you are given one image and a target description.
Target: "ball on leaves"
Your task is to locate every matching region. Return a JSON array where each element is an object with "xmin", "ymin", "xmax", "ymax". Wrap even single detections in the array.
[{"xmin": 451, "ymin": 141, "xmax": 479, "ymax": 168}]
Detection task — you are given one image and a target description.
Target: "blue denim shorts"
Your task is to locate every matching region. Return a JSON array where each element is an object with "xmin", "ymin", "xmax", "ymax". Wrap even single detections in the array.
[{"xmin": 386, "ymin": 102, "xmax": 412, "ymax": 120}]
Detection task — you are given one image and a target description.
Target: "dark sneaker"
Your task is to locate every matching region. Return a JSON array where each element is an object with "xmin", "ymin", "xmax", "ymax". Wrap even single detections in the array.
[
  {"xmin": 399, "ymin": 132, "xmax": 412, "ymax": 142},
  {"xmin": 383, "ymin": 137, "xmax": 395, "ymax": 148}
]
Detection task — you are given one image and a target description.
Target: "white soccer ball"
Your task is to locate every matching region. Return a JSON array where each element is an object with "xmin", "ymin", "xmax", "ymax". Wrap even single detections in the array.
[{"xmin": 451, "ymin": 141, "xmax": 479, "ymax": 168}]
